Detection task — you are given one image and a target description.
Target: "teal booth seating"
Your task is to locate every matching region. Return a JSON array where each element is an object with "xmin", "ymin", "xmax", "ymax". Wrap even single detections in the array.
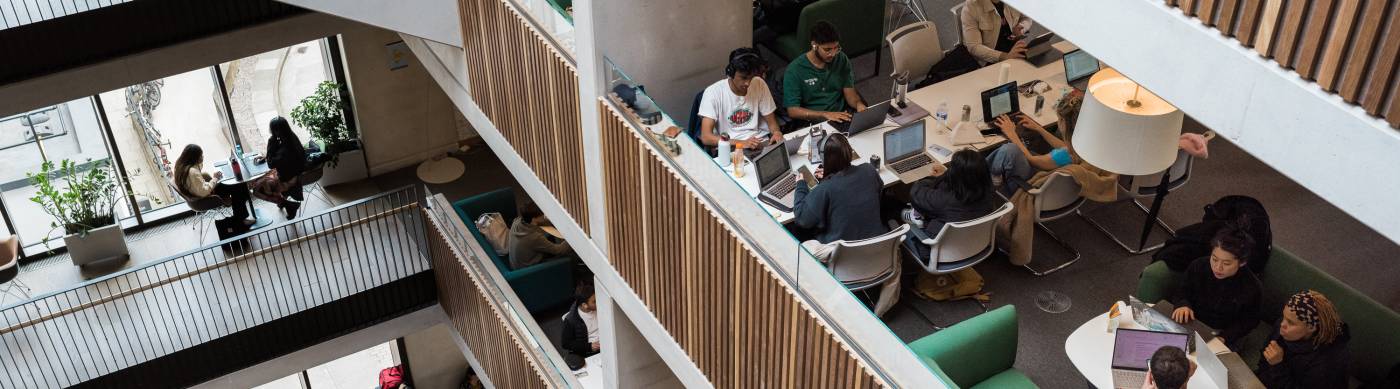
[
  {"xmin": 770, "ymin": 0, "xmax": 886, "ymax": 74},
  {"xmin": 452, "ymin": 188, "xmax": 575, "ymax": 314},
  {"xmin": 1137, "ymin": 247, "xmax": 1400, "ymax": 385},
  {"xmin": 908, "ymin": 306, "xmax": 1039, "ymax": 388}
]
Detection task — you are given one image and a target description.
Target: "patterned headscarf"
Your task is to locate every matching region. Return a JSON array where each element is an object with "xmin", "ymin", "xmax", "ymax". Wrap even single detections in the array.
[
  {"xmin": 1286, "ymin": 289, "xmax": 1343, "ymax": 346},
  {"xmin": 1287, "ymin": 291, "xmax": 1321, "ymax": 328}
]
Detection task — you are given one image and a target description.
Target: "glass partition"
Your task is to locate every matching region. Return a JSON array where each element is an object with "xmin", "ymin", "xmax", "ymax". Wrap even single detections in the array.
[
  {"xmin": 507, "ymin": 0, "xmax": 575, "ymax": 56},
  {"xmin": 600, "ymin": 57, "xmax": 947, "ymax": 387}
]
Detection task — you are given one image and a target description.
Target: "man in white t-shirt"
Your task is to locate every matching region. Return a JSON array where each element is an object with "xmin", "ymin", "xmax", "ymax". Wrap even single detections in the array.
[{"xmin": 698, "ymin": 48, "xmax": 783, "ymax": 150}]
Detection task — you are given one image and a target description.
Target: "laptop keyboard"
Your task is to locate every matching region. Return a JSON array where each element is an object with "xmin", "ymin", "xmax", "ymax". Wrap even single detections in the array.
[
  {"xmin": 765, "ymin": 174, "xmax": 798, "ymax": 198},
  {"xmin": 1112, "ymin": 370, "xmax": 1146, "ymax": 388},
  {"xmin": 890, "ymin": 154, "xmax": 933, "ymax": 174},
  {"xmin": 829, "ymin": 120, "xmax": 851, "ymax": 133}
]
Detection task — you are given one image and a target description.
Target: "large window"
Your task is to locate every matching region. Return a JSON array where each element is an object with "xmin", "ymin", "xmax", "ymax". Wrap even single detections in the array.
[
  {"xmin": 0, "ymin": 98, "xmax": 120, "ymax": 244},
  {"xmin": 2, "ymin": 37, "xmax": 346, "ymax": 258},
  {"xmin": 252, "ymin": 341, "xmax": 397, "ymax": 389}
]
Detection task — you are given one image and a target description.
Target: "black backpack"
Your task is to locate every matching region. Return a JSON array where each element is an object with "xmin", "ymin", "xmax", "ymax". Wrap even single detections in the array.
[{"xmin": 1152, "ymin": 195, "xmax": 1272, "ymax": 273}]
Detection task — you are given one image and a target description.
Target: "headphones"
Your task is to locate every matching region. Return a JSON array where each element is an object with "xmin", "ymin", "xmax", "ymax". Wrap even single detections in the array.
[{"xmin": 725, "ymin": 48, "xmax": 764, "ymax": 77}]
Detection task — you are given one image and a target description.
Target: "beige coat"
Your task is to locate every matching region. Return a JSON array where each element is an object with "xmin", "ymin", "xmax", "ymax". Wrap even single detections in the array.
[{"xmin": 960, "ymin": 0, "xmax": 1027, "ymax": 65}]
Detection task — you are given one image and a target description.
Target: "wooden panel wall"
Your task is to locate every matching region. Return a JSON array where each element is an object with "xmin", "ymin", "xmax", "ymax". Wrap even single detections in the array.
[
  {"xmin": 598, "ymin": 100, "xmax": 882, "ymax": 388},
  {"xmin": 458, "ymin": 0, "xmax": 590, "ymax": 232},
  {"xmin": 1166, "ymin": 0, "xmax": 1400, "ymax": 128},
  {"xmin": 427, "ymin": 209, "xmax": 552, "ymax": 389}
]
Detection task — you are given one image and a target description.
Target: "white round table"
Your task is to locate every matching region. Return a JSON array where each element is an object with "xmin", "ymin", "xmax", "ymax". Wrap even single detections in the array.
[
  {"xmin": 416, "ymin": 156, "xmax": 466, "ymax": 184},
  {"xmin": 1065, "ymin": 308, "xmax": 1229, "ymax": 389}
]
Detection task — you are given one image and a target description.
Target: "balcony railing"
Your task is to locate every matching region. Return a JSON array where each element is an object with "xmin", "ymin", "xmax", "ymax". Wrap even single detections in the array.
[
  {"xmin": 1166, "ymin": 0, "xmax": 1400, "ymax": 128},
  {"xmin": 0, "ymin": 186, "xmax": 432, "ymax": 388}
]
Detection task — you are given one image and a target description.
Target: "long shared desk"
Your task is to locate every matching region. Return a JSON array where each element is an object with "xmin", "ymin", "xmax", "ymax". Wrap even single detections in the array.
[{"xmin": 736, "ymin": 46, "xmax": 1081, "ymax": 225}]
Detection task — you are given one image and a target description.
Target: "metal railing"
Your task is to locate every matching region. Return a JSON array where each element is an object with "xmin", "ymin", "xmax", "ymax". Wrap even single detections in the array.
[
  {"xmin": 0, "ymin": 0, "xmax": 131, "ymax": 29},
  {"xmin": 0, "ymin": 186, "xmax": 430, "ymax": 388}
]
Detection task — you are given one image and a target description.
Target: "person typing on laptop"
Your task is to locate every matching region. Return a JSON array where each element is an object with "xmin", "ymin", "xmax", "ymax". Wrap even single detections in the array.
[
  {"xmin": 1171, "ymin": 222, "xmax": 1262, "ymax": 349},
  {"xmin": 699, "ymin": 48, "xmax": 783, "ymax": 150},
  {"xmin": 986, "ymin": 90, "xmax": 1083, "ymax": 196},
  {"xmin": 1143, "ymin": 346, "xmax": 1194, "ymax": 389},
  {"xmin": 960, "ymin": 0, "xmax": 1031, "ymax": 66},
  {"xmin": 782, "ymin": 21, "xmax": 867, "ymax": 129},
  {"xmin": 792, "ymin": 134, "xmax": 884, "ymax": 262}
]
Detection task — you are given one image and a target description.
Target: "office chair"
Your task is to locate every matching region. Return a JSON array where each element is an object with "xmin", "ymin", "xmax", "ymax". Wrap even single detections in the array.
[
  {"xmin": 886, "ymin": 21, "xmax": 943, "ymax": 85},
  {"xmin": 899, "ymin": 202, "xmax": 1013, "ymax": 328},
  {"xmin": 1015, "ymin": 171, "xmax": 1086, "ymax": 276},
  {"xmin": 1077, "ymin": 146, "xmax": 1202, "ymax": 254},
  {"xmin": 172, "ymin": 183, "xmax": 232, "ymax": 244},
  {"xmin": 298, "ymin": 162, "xmax": 332, "ymax": 207},
  {"xmin": 825, "ymin": 224, "xmax": 909, "ymax": 315},
  {"xmin": 0, "ymin": 234, "xmax": 31, "ymax": 304}
]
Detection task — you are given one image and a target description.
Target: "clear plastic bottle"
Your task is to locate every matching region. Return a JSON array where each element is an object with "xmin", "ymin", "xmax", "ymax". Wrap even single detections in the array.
[{"xmin": 935, "ymin": 102, "xmax": 949, "ymax": 128}]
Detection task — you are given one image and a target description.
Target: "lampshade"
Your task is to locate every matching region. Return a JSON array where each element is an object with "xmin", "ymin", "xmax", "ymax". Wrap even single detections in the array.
[{"xmin": 1071, "ymin": 68, "xmax": 1184, "ymax": 176}]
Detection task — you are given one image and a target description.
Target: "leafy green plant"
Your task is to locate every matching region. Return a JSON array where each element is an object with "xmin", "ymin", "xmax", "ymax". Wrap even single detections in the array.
[
  {"xmin": 27, "ymin": 159, "xmax": 120, "ymax": 241},
  {"xmin": 289, "ymin": 81, "xmax": 358, "ymax": 166}
]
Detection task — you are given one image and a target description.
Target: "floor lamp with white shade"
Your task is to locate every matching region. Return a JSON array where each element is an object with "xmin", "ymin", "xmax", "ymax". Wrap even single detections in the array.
[{"xmin": 1072, "ymin": 68, "xmax": 1184, "ymax": 251}]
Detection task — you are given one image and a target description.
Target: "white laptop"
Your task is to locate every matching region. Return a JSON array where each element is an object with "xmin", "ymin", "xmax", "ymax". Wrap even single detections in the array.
[
  {"xmin": 1111, "ymin": 329, "xmax": 1190, "ymax": 389},
  {"xmin": 882, "ymin": 121, "xmax": 935, "ymax": 184},
  {"xmin": 1193, "ymin": 332, "xmax": 1230, "ymax": 389},
  {"xmin": 754, "ymin": 144, "xmax": 797, "ymax": 212}
]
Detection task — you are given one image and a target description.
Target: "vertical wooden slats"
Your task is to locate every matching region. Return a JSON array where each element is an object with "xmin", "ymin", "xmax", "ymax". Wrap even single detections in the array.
[
  {"xmin": 427, "ymin": 210, "xmax": 550, "ymax": 388},
  {"xmin": 1165, "ymin": 0, "xmax": 1399, "ymax": 128},
  {"xmin": 458, "ymin": 0, "xmax": 589, "ymax": 234},
  {"xmin": 598, "ymin": 100, "xmax": 886, "ymax": 388}
]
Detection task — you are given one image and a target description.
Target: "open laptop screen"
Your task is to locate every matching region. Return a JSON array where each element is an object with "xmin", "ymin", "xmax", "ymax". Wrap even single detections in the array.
[
  {"xmin": 1064, "ymin": 49, "xmax": 1100, "ymax": 85},
  {"xmin": 1111, "ymin": 329, "xmax": 1190, "ymax": 370},
  {"xmin": 980, "ymin": 82, "xmax": 1019, "ymax": 122},
  {"xmin": 755, "ymin": 145, "xmax": 791, "ymax": 188},
  {"xmin": 883, "ymin": 121, "xmax": 925, "ymax": 161}
]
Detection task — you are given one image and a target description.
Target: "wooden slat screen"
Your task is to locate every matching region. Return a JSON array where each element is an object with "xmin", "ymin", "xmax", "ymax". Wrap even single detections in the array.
[
  {"xmin": 1165, "ymin": 0, "xmax": 1400, "ymax": 129},
  {"xmin": 598, "ymin": 100, "xmax": 882, "ymax": 388},
  {"xmin": 427, "ymin": 208, "xmax": 552, "ymax": 388},
  {"xmin": 458, "ymin": 0, "xmax": 590, "ymax": 233}
]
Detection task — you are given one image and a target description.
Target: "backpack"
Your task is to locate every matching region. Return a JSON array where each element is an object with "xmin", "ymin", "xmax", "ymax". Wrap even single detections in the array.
[
  {"xmin": 475, "ymin": 213, "xmax": 511, "ymax": 256},
  {"xmin": 916, "ymin": 44, "xmax": 981, "ymax": 88},
  {"xmin": 913, "ymin": 267, "xmax": 990, "ymax": 303},
  {"xmin": 1152, "ymin": 195, "xmax": 1272, "ymax": 273},
  {"xmin": 378, "ymin": 365, "xmax": 407, "ymax": 389}
]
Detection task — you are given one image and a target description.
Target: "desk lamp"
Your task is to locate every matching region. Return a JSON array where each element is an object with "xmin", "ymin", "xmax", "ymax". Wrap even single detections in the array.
[{"xmin": 1072, "ymin": 68, "xmax": 1184, "ymax": 251}]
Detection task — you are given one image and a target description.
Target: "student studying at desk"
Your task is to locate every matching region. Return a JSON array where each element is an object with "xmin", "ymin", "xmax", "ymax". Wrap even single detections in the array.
[
  {"xmin": 960, "ymin": 0, "xmax": 1031, "ymax": 65},
  {"xmin": 782, "ymin": 21, "xmax": 866, "ymax": 129},
  {"xmin": 698, "ymin": 48, "xmax": 783, "ymax": 150},
  {"xmin": 1171, "ymin": 222, "xmax": 1262, "ymax": 349},
  {"xmin": 986, "ymin": 90, "xmax": 1083, "ymax": 196},
  {"xmin": 792, "ymin": 134, "xmax": 883, "ymax": 262},
  {"xmin": 1143, "ymin": 346, "xmax": 1194, "ymax": 389},
  {"xmin": 906, "ymin": 149, "xmax": 1001, "ymax": 258}
]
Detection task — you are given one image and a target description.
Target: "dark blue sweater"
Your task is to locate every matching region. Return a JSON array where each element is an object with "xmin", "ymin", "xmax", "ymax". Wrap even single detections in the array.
[{"xmin": 792, "ymin": 164, "xmax": 886, "ymax": 243}]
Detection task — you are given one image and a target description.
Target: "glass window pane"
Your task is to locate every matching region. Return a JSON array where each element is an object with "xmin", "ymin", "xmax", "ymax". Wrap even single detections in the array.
[
  {"xmin": 0, "ymin": 98, "xmax": 121, "ymax": 245},
  {"xmin": 100, "ymin": 69, "xmax": 236, "ymax": 215},
  {"xmin": 222, "ymin": 38, "xmax": 331, "ymax": 155},
  {"xmin": 253, "ymin": 373, "xmax": 305, "ymax": 389}
]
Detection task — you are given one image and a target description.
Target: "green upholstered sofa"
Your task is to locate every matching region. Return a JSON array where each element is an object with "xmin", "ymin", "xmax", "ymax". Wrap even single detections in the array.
[
  {"xmin": 1137, "ymin": 247, "xmax": 1400, "ymax": 385},
  {"xmin": 452, "ymin": 188, "xmax": 575, "ymax": 314},
  {"xmin": 908, "ymin": 306, "xmax": 1039, "ymax": 389},
  {"xmin": 771, "ymin": 0, "xmax": 886, "ymax": 67}
]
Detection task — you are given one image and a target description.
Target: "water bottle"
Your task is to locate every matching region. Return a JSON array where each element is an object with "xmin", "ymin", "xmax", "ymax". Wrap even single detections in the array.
[
  {"xmin": 716, "ymin": 136, "xmax": 732, "ymax": 168},
  {"xmin": 935, "ymin": 102, "xmax": 949, "ymax": 128},
  {"xmin": 807, "ymin": 127, "xmax": 824, "ymax": 164}
]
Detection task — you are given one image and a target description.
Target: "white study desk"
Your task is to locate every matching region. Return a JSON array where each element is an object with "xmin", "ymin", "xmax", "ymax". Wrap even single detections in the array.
[
  {"xmin": 1066, "ymin": 309, "xmax": 1232, "ymax": 389},
  {"xmin": 734, "ymin": 55, "xmax": 1076, "ymax": 224}
]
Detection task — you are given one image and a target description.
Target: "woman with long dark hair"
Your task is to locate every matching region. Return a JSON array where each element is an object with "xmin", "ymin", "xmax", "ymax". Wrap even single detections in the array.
[
  {"xmin": 262, "ymin": 116, "xmax": 307, "ymax": 217},
  {"xmin": 173, "ymin": 144, "xmax": 255, "ymax": 224},
  {"xmin": 792, "ymin": 133, "xmax": 886, "ymax": 262},
  {"xmin": 908, "ymin": 148, "xmax": 1001, "ymax": 236}
]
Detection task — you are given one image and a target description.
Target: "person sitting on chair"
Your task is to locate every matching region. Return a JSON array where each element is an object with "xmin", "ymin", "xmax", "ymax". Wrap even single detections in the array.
[
  {"xmin": 698, "ymin": 47, "xmax": 783, "ymax": 151},
  {"xmin": 560, "ymin": 283, "xmax": 599, "ymax": 368},
  {"xmin": 173, "ymin": 144, "xmax": 256, "ymax": 225},
  {"xmin": 1171, "ymin": 222, "xmax": 1262, "ymax": 349},
  {"xmin": 986, "ymin": 90, "xmax": 1082, "ymax": 196},
  {"xmin": 793, "ymin": 134, "xmax": 884, "ymax": 262},
  {"xmin": 1143, "ymin": 346, "xmax": 1194, "ymax": 389},
  {"xmin": 265, "ymin": 116, "xmax": 307, "ymax": 217},
  {"xmin": 1255, "ymin": 290, "xmax": 1351, "ymax": 389},
  {"xmin": 782, "ymin": 21, "xmax": 867, "ymax": 128},
  {"xmin": 959, "ymin": 0, "xmax": 1031, "ymax": 66},
  {"xmin": 508, "ymin": 200, "xmax": 574, "ymax": 270},
  {"xmin": 906, "ymin": 149, "xmax": 1001, "ymax": 258}
]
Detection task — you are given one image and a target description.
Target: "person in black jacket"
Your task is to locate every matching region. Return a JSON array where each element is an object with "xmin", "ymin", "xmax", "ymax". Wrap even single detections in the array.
[
  {"xmin": 1170, "ymin": 223, "xmax": 1262, "ymax": 349},
  {"xmin": 793, "ymin": 133, "xmax": 885, "ymax": 262},
  {"xmin": 1256, "ymin": 290, "xmax": 1351, "ymax": 389},
  {"xmin": 906, "ymin": 149, "xmax": 1001, "ymax": 259},
  {"xmin": 560, "ymin": 283, "xmax": 599, "ymax": 368},
  {"xmin": 1153, "ymin": 195, "xmax": 1272, "ymax": 274},
  {"xmin": 265, "ymin": 117, "xmax": 307, "ymax": 217}
]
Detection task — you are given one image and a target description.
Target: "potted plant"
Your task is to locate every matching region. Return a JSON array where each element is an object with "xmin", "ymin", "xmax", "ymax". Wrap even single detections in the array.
[
  {"xmin": 291, "ymin": 81, "xmax": 365, "ymax": 186},
  {"xmin": 28, "ymin": 159, "xmax": 129, "ymax": 266}
]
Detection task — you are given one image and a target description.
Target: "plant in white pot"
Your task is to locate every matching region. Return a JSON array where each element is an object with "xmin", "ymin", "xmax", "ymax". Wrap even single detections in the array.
[
  {"xmin": 290, "ymin": 81, "xmax": 365, "ymax": 186},
  {"xmin": 28, "ymin": 159, "xmax": 129, "ymax": 266}
]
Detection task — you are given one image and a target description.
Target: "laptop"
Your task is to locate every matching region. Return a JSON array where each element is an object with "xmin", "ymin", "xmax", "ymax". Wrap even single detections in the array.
[
  {"xmin": 1063, "ymin": 49, "xmax": 1100, "ymax": 90},
  {"xmin": 754, "ymin": 144, "xmax": 798, "ymax": 212},
  {"xmin": 829, "ymin": 101, "xmax": 892, "ymax": 135},
  {"xmin": 1111, "ymin": 329, "xmax": 1191, "ymax": 389},
  {"xmin": 1192, "ymin": 332, "xmax": 1230, "ymax": 389},
  {"xmin": 980, "ymin": 81, "xmax": 1021, "ymax": 123},
  {"xmin": 1024, "ymin": 32, "xmax": 1061, "ymax": 67},
  {"xmin": 1150, "ymin": 300, "xmax": 1219, "ymax": 342},
  {"xmin": 882, "ymin": 121, "xmax": 935, "ymax": 184},
  {"xmin": 781, "ymin": 133, "xmax": 808, "ymax": 155}
]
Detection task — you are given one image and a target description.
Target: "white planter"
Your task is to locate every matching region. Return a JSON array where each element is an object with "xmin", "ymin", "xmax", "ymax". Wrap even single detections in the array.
[
  {"xmin": 319, "ymin": 149, "xmax": 368, "ymax": 187},
  {"xmin": 64, "ymin": 223, "xmax": 129, "ymax": 266}
]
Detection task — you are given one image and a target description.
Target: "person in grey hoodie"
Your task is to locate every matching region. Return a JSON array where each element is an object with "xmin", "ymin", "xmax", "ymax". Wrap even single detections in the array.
[{"xmin": 508, "ymin": 200, "xmax": 573, "ymax": 270}]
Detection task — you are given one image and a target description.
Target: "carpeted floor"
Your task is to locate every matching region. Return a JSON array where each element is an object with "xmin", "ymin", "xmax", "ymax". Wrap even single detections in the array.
[{"xmin": 749, "ymin": 1, "xmax": 1400, "ymax": 387}]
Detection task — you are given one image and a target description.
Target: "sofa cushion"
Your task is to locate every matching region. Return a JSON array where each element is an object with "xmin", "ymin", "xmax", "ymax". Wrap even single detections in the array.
[
  {"xmin": 968, "ymin": 369, "xmax": 1037, "ymax": 389},
  {"xmin": 909, "ymin": 306, "xmax": 1019, "ymax": 388}
]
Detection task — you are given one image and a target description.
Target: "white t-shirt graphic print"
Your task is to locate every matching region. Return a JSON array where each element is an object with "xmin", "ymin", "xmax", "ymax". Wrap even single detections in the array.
[{"xmin": 699, "ymin": 78, "xmax": 776, "ymax": 141}]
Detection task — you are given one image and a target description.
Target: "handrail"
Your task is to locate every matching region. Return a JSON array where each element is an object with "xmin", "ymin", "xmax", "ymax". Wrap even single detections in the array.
[{"xmin": 497, "ymin": 0, "xmax": 575, "ymax": 65}]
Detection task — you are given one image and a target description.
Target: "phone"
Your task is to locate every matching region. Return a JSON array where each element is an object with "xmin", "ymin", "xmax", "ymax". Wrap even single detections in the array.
[{"xmin": 797, "ymin": 165, "xmax": 819, "ymax": 188}]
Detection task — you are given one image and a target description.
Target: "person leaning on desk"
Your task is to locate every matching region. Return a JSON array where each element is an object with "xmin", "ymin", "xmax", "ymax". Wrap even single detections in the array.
[
  {"xmin": 960, "ymin": 0, "xmax": 1032, "ymax": 66},
  {"xmin": 791, "ymin": 133, "xmax": 884, "ymax": 262},
  {"xmin": 781, "ymin": 21, "xmax": 867, "ymax": 128}
]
